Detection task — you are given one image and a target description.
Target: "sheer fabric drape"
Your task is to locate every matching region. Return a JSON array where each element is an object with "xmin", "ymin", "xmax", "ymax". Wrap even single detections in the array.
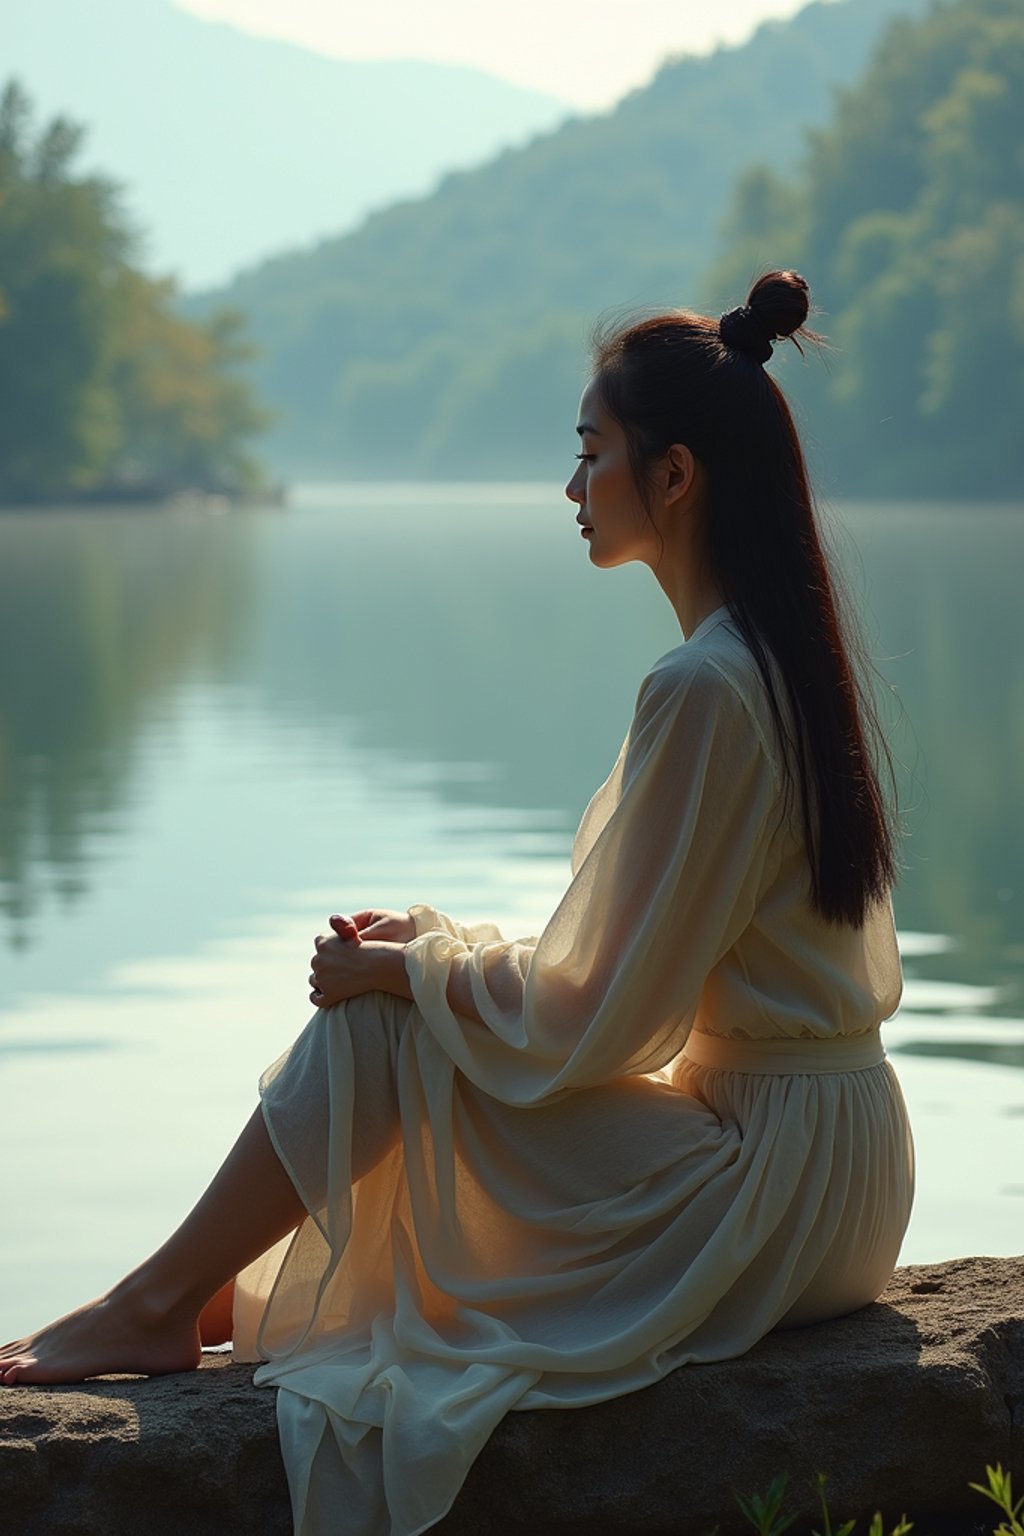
[{"xmin": 233, "ymin": 610, "xmax": 914, "ymax": 1536}]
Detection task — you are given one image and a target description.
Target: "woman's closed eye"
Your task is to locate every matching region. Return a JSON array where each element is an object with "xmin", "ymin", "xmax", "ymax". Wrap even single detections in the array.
[{"xmin": 575, "ymin": 452, "xmax": 595, "ymax": 463}]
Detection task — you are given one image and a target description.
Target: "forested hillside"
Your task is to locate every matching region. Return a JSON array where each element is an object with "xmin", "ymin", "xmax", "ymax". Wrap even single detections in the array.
[
  {"xmin": 715, "ymin": 0, "xmax": 1024, "ymax": 496},
  {"xmin": 188, "ymin": 0, "xmax": 928, "ymax": 481},
  {"xmin": 10, "ymin": 0, "xmax": 1016, "ymax": 497},
  {"xmin": 0, "ymin": 82, "xmax": 268, "ymax": 503}
]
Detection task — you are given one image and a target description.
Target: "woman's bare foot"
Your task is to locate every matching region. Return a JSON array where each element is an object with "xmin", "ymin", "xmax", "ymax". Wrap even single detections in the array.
[
  {"xmin": 1, "ymin": 1104, "xmax": 304, "ymax": 1386},
  {"xmin": 0, "ymin": 1282, "xmax": 202, "ymax": 1386}
]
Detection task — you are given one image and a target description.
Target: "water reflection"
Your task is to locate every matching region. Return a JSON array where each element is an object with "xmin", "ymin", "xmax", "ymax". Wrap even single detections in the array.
[
  {"xmin": 1, "ymin": 492, "xmax": 1021, "ymax": 1014},
  {"xmin": 0, "ymin": 489, "xmax": 1021, "ymax": 1328},
  {"xmin": 852, "ymin": 503, "xmax": 1023, "ymax": 1012},
  {"xmin": 0, "ymin": 506, "xmax": 259, "ymax": 946},
  {"xmin": 896, "ymin": 1039, "xmax": 1024, "ymax": 1069},
  {"xmin": 0, "ymin": 1037, "xmax": 115, "ymax": 1056},
  {"xmin": 4, "ymin": 494, "xmax": 1019, "ymax": 1019}
]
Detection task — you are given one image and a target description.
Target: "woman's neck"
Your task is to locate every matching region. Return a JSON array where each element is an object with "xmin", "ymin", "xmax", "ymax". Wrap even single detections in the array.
[{"xmin": 651, "ymin": 553, "xmax": 724, "ymax": 640}]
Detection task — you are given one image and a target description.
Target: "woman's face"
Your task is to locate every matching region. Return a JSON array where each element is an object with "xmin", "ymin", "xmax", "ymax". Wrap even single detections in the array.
[{"xmin": 565, "ymin": 377, "xmax": 662, "ymax": 570}]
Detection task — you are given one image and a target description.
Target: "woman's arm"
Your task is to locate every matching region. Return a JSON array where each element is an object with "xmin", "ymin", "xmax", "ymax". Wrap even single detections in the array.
[
  {"xmin": 311, "ymin": 655, "xmax": 778, "ymax": 1073},
  {"xmin": 402, "ymin": 655, "xmax": 781, "ymax": 1103}
]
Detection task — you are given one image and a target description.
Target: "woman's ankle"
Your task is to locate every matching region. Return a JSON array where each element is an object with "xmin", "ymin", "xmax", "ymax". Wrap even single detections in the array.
[
  {"xmin": 110, "ymin": 1266, "xmax": 211, "ymax": 1329},
  {"xmin": 198, "ymin": 1279, "xmax": 236, "ymax": 1347}
]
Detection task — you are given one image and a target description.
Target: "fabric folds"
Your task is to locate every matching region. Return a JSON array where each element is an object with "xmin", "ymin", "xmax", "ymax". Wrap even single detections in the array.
[{"xmin": 233, "ymin": 608, "xmax": 915, "ymax": 1536}]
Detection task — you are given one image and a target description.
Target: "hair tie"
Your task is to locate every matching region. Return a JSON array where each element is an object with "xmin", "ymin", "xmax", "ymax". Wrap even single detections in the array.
[{"xmin": 719, "ymin": 306, "xmax": 773, "ymax": 364}]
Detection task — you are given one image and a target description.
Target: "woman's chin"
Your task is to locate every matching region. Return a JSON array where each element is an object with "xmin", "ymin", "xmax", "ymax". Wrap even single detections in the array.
[{"xmin": 586, "ymin": 543, "xmax": 627, "ymax": 571}]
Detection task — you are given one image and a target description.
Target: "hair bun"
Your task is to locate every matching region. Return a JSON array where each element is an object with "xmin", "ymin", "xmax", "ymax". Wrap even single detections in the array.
[
  {"xmin": 748, "ymin": 269, "xmax": 810, "ymax": 339},
  {"xmin": 719, "ymin": 270, "xmax": 812, "ymax": 363}
]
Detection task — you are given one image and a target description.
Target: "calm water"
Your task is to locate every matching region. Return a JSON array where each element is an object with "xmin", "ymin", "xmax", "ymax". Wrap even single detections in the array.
[{"xmin": 1, "ymin": 488, "xmax": 1022, "ymax": 1333}]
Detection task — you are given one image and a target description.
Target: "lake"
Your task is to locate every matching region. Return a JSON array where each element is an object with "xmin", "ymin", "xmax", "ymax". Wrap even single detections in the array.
[{"xmin": 1, "ymin": 487, "xmax": 1021, "ymax": 1334}]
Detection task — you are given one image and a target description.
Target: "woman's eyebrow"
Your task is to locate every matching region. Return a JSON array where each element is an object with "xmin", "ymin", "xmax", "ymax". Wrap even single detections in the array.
[{"xmin": 576, "ymin": 422, "xmax": 602, "ymax": 436}]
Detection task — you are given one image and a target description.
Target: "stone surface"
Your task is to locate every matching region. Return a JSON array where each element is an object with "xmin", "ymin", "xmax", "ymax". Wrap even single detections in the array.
[{"xmin": 1, "ymin": 1256, "xmax": 1022, "ymax": 1535}]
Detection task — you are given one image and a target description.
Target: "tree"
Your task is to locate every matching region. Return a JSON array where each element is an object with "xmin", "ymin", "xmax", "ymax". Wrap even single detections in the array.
[{"xmin": 0, "ymin": 80, "xmax": 269, "ymax": 503}]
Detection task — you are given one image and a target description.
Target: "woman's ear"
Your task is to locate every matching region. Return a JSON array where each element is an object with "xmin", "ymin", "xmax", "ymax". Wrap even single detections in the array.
[{"xmin": 663, "ymin": 443, "xmax": 698, "ymax": 508}]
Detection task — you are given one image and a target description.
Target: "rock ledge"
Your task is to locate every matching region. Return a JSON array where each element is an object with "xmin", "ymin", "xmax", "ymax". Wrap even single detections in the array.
[{"xmin": 1, "ymin": 1256, "xmax": 1022, "ymax": 1534}]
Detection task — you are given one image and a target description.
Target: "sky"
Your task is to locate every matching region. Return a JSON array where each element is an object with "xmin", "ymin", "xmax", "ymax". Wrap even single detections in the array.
[{"xmin": 173, "ymin": 0, "xmax": 813, "ymax": 110}]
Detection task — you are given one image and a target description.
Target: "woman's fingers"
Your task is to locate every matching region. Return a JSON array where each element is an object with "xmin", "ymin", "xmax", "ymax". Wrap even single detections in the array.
[
  {"xmin": 329, "ymin": 913, "xmax": 361, "ymax": 943},
  {"xmin": 350, "ymin": 909, "xmax": 415, "ymax": 943},
  {"xmin": 309, "ymin": 916, "xmax": 360, "ymax": 997},
  {"xmin": 345, "ymin": 909, "xmax": 417, "ymax": 944},
  {"xmin": 310, "ymin": 947, "xmax": 337, "ymax": 991},
  {"xmin": 309, "ymin": 920, "xmax": 373, "ymax": 1006}
]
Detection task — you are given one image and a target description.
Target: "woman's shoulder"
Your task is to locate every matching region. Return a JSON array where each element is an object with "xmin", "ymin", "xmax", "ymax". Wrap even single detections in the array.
[
  {"xmin": 642, "ymin": 610, "xmax": 763, "ymax": 711},
  {"xmin": 640, "ymin": 612, "xmax": 783, "ymax": 768}
]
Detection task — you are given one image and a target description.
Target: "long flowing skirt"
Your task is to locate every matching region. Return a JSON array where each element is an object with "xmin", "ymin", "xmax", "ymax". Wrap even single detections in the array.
[{"xmin": 232, "ymin": 995, "xmax": 914, "ymax": 1536}]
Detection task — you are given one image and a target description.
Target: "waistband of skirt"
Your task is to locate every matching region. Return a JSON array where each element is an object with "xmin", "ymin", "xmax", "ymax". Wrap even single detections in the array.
[{"xmin": 680, "ymin": 1029, "xmax": 886, "ymax": 1076}]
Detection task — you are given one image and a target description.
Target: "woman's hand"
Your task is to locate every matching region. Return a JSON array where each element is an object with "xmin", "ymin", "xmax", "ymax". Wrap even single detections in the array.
[
  {"xmin": 352, "ymin": 908, "xmax": 417, "ymax": 944},
  {"xmin": 308, "ymin": 913, "xmax": 412, "ymax": 1007}
]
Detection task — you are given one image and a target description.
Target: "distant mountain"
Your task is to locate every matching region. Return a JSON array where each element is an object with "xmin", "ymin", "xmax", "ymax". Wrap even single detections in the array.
[
  {"xmin": 185, "ymin": 0, "xmax": 931, "ymax": 480},
  {"xmin": 3, "ymin": 0, "xmax": 572, "ymax": 287}
]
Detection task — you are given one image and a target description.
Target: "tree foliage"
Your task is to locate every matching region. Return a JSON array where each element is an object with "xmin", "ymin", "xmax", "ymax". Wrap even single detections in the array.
[
  {"xmin": 713, "ymin": 0, "xmax": 1024, "ymax": 496},
  {"xmin": 0, "ymin": 80, "xmax": 269, "ymax": 503}
]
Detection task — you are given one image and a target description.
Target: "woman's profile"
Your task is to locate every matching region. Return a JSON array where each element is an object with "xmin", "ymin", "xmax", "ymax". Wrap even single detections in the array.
[{"xmin": 1, "ymin": 270, "xmax": 915, "ymax": 1536}]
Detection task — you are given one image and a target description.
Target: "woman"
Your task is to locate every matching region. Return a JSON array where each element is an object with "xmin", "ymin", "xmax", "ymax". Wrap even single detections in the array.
[{"xmin": 0, "ymin": 270, "xmax": 914, "ymax": 1536}]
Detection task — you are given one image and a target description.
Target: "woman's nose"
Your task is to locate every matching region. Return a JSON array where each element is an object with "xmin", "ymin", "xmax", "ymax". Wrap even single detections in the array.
[{"xmin": 565, "ymin": 467, "xmax": 584, "ymax": 505}]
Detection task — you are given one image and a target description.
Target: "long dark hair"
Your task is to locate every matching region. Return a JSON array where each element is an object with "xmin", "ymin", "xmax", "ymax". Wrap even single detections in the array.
[{"xmin": 592, "ymin": 270, "xmax": 897, "ymax": 927}]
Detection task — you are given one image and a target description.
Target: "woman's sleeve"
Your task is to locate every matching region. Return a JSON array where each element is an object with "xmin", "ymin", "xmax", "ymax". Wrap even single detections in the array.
[
  {"xmin": 407, "ymin": 906, "xmax": 511, "ymax": 946},
  {"xmin": 403, "ymin": 655, "xmax": 782, "ymax": 1104}
]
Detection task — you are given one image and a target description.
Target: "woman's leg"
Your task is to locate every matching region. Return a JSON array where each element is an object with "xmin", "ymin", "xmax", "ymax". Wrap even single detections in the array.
[
  {"xmin": 198, "ymin": 1279, "xmax": 237, "ymax": 1348},
  {"xmin": 0, "ymin": 1105, "xmax": 306, "ymax": 1386}
]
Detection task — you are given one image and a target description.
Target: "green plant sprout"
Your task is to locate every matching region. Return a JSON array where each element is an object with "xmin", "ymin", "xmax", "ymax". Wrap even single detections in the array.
[
  {"xmin": 810, "ymin": 1471, "xmax": 858, "ymax": 1536},
  {"xmin": 866, "ymin": 1515, "xmax": 913, "ymax": 1536},
  {"xmin": 969, "ymin": 1464, "xmax": 1024, "ymax": 1536},
  {"xmin": 734, "ymin": 1472, "xmax": 798, "ymax": 1536},
  {"xmin": 734, "ymin": 1470, "xmax": 911, "ymax": 1536},
  {"xmin": 731, "ymin": 1464, "xmax": 1024, "ymax": 1536}
]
